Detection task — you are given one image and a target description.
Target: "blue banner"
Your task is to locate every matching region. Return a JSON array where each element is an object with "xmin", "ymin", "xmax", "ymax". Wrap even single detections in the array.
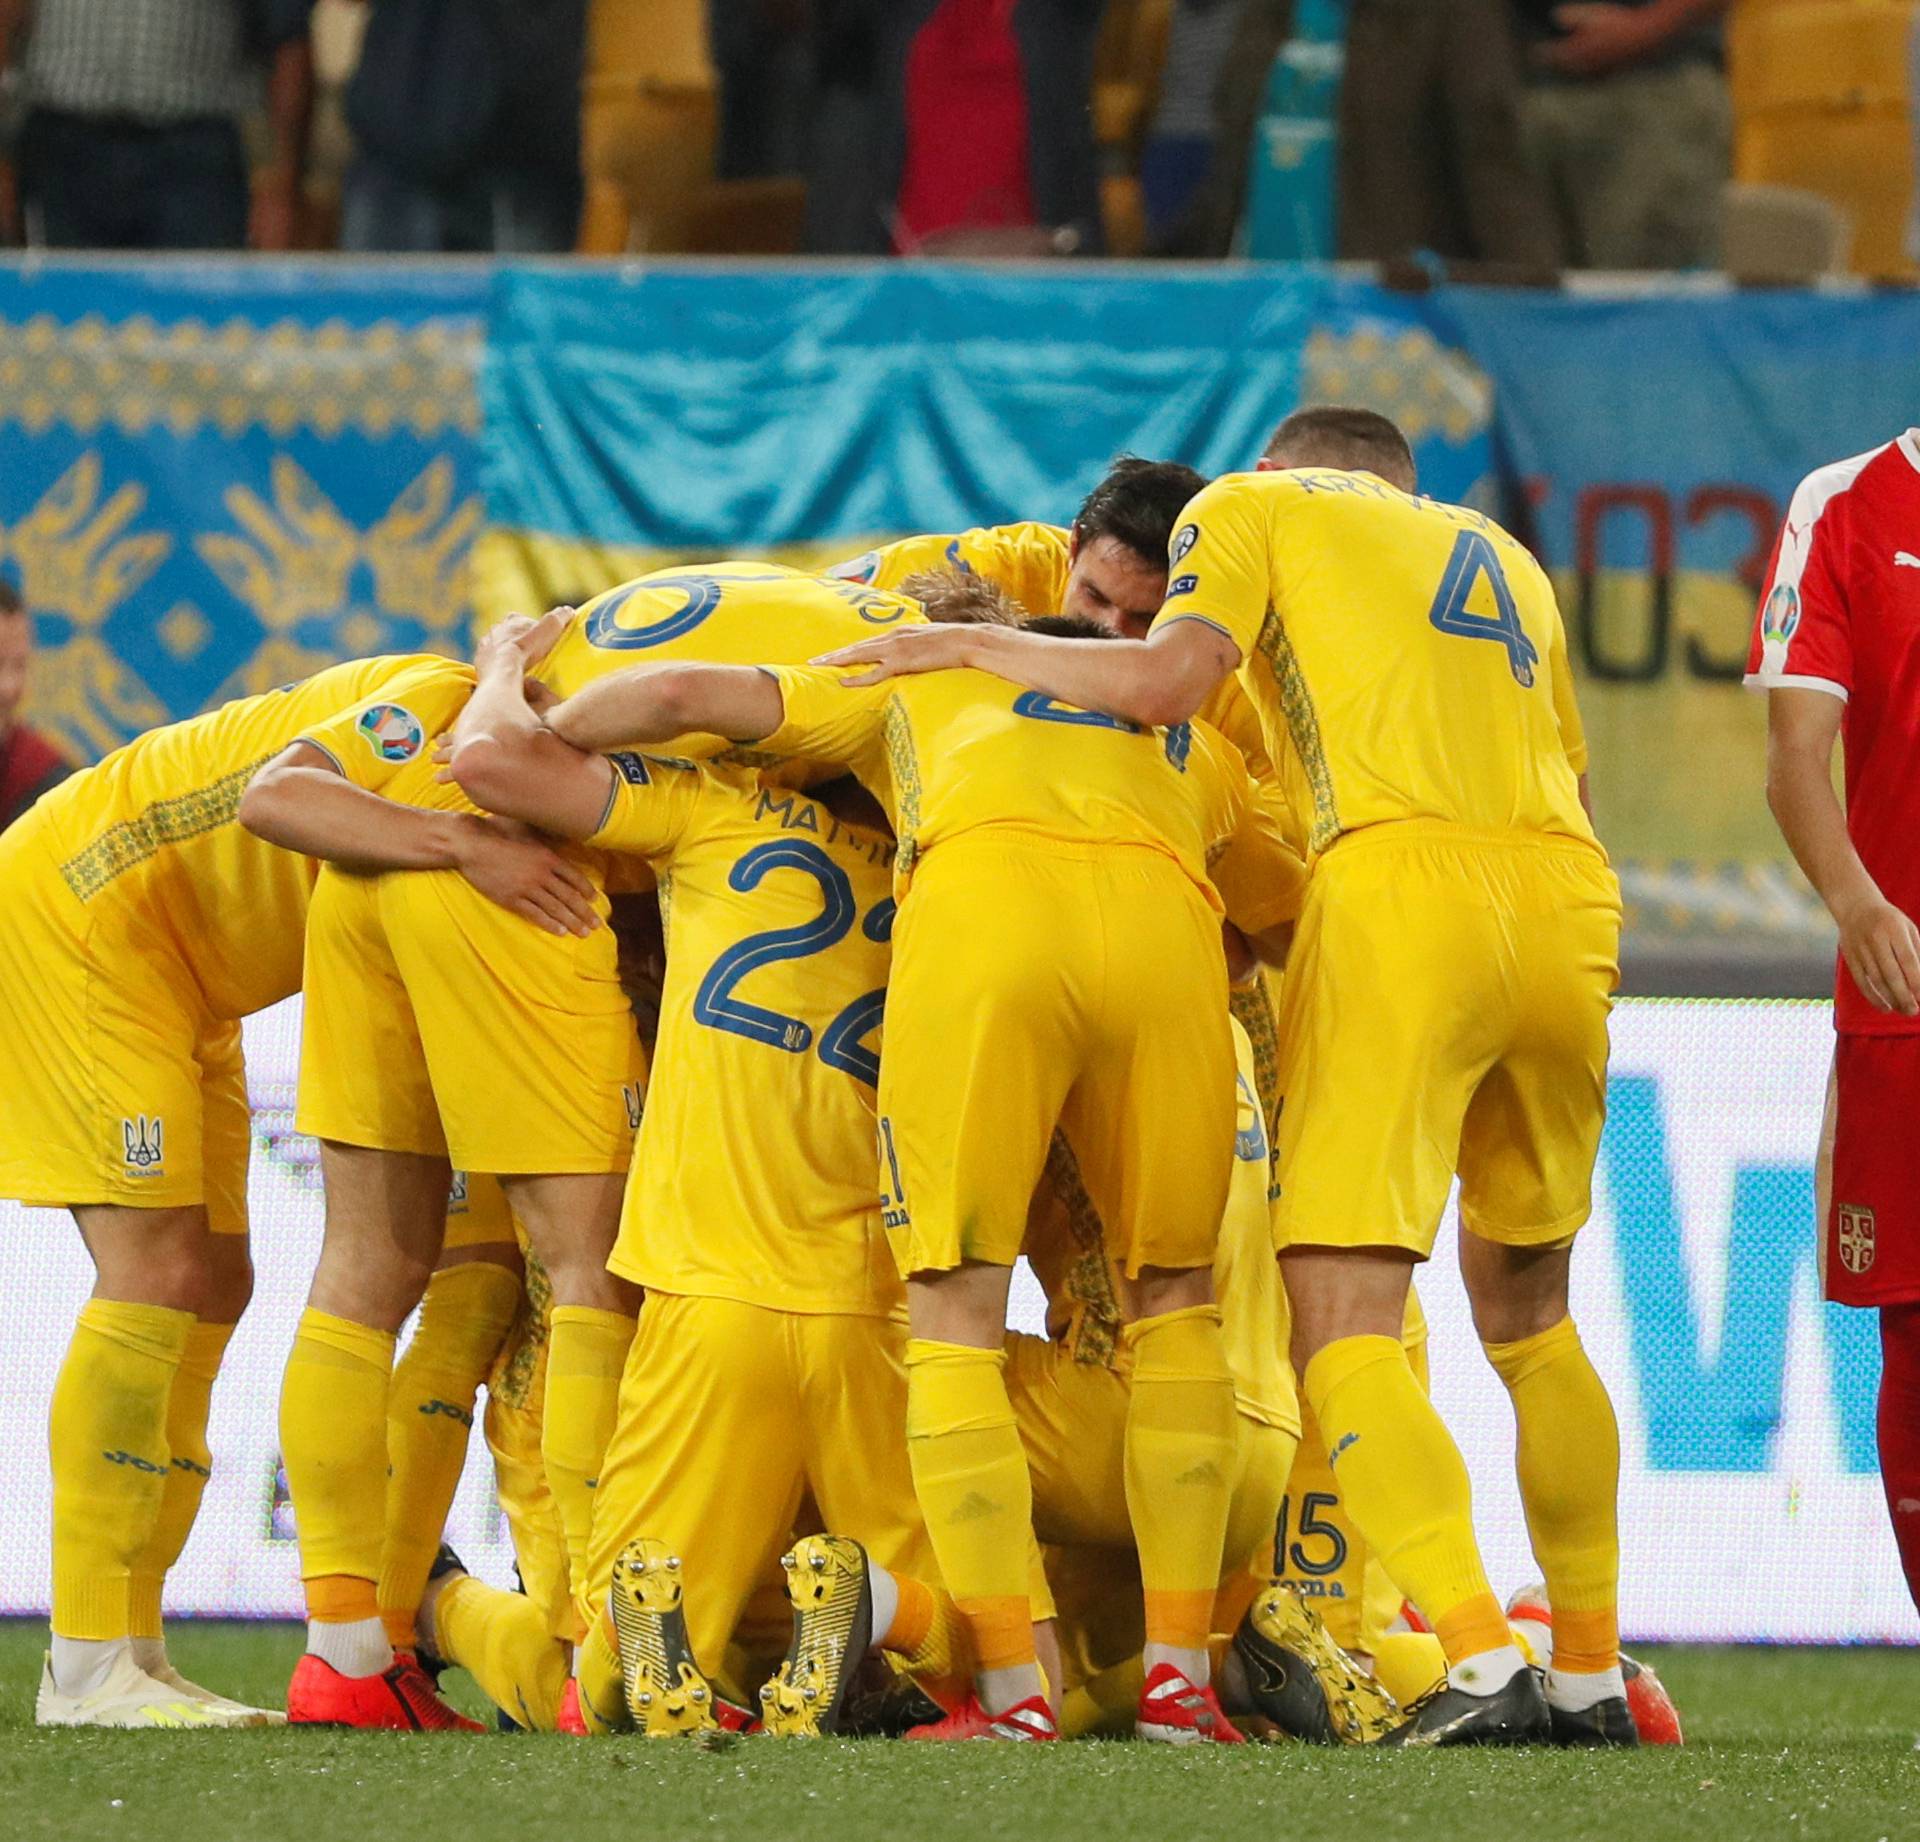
[
  {"xmin": 481, "ymin": 264, "xmax": 1495, "ymax": 557},
  {"xmin": 1, "ymin": 260, "xmax": 487, "ymax": 763}
]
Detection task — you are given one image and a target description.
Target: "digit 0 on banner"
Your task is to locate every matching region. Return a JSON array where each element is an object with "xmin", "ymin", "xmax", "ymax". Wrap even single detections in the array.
[{"xmin": 1553, "ymin": 483, "xmax": 1783, "ymax": 864}]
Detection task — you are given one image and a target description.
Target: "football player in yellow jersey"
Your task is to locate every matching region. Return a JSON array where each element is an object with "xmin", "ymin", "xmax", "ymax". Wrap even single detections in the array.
[
  {"xmin": 537, "ymin": 609, "xmax": 1297, "ymax": 1745},
  {"xmin": 241, "ymin": 656, "xmax": 647, "ymax": 1730},
  {"xmin": 817, "ymin": 406, "xmax": 1628, "ymax": 1748},
  {"xmin": 433, "ymin": 611, "xmax": 987, "ymax": 1738},
  {"xmin": 0, "ymin": 657, "xmax": 591, "ymax": 1729},
  {"xmin": 830, "ymin": 457, "xmax": 1207, "ymax": 639},
  {"xmin": 831, "ymin": 460, "xmax": 1293, "ymax": 1144}
]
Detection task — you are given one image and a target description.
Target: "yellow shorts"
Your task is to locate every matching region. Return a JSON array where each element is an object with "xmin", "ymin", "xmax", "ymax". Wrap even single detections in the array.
[
  {"xmin": 1275, "ymin": 1288, "xmax": 1430, "ymax": 1655},
  {"xmin": 585, "ymin": 1294, "xmax": 940, "ymax": 1677},
  {"xmin": 1006, "ymin": 1331, "xmax": 1293, "ymax": 1584},
  {"xmin": 1272, "ymin": 824, "xmax": 1620, "ymax": 1257},
  {"xmin": 879, "ymin": 841, "xmax": 1234, "ymax": 1277},
  {"xmin": 0, "ymin": 823, "xmax": 250, "ymax": 1230},
  {"xmin": 297, "ymin": 863, "xmax": 645, "ymax": 1174}
]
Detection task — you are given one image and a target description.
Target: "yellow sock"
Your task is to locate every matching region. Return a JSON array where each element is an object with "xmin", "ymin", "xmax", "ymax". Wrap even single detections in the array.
[
  {"xmin": 1371, "ymin": 1630, "xmax": 1447, "ymax": 1707},
  {"xmin": 1123, "ymin": 1305, "xmax": 1239, "ymax": 1653},
  {"xmin": 1301, "ymin": 1334, "xmax": 1502, "ymax": 1665},
  {"xmin": 280, "ymin": 1308, "xmax": 396, "ymax": 1608},
  {"xmin": 1483, "ymin": 1315, "xmax": 1621, "ymax": 1674},
  {"xmin": 1061, "ymin": 1657, "xmax": 1146, "ymax": 1738},
  {"xmin": 127, "ymin": 1319, "xmax": 233, "ymax": 1640},
  {"xmin": 575, "ymin": 1603, "xmax": 628, "ymax": 1732},
  {"xmin": 377, "ymin": 1262, "xmax": 523, "ymax": 1646},
  {"xmin": 434, "ymin": 1572, "xmax": 570, "ymax": 1731},
  {"xmin": 49, "ymin": 1300, "xmax": 193, "ymax": 1640},
  {"xmin": 904, "ymin": 1339, "xmax": 1034, "ymax": 1672},
  {"xmin": 543, "ymin": 1307, "xmax": 637, "ymax": 1630},
  {"xmin": 878, "ymin": 1574, "xmax": 975, "ymax": 1705}
]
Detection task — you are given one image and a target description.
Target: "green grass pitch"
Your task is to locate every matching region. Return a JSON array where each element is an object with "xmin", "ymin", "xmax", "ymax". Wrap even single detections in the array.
[{"xmin": 0, "ymin": 1623, "xmax": 1915, "ymax": 1842}]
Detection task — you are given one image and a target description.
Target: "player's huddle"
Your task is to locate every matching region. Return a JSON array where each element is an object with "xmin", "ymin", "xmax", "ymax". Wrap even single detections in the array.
[{"xmin": 0, "ymin": 408, "xmax": 1683, "ymax": 1750}]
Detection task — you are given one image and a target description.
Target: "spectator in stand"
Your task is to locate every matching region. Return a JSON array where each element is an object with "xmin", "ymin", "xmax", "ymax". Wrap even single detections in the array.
[
  {"xmin": 3, "ymin": 0, "xmax": 314, "ymax": 250},
  {"xmin": 339, "ymin": 0, "xmax": 584, "ymax": 253},
  {"xmin": 1515, "ymin": 0, "xmax": 1731, "ymax": 269},
  {"xmin": 0, "ymin": 585, "xmax": 69, "ymax": 831},
  {"xmin": 1184, "ymin": 0, "xmax": 1557, "ymax": 269}
]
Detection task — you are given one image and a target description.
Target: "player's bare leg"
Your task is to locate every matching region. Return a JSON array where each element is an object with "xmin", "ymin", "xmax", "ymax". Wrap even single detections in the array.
[
  {"xmin": 498, "ymin": 1171, "xmax": 639, "ymax": 1641},
  {"xmin": 1460, "ymin": 1231, "xmax": 1631, "ymax": 1745},
  {"xmin": 39, "ymin": 1204, "xmax": 240, "ymax": 1727},
  {"xmin": 1284, "ymin": 1245, "xmax": 1549, "ymax": 1746},
  {"xmin": 1124, "ymin": 1264, "xmax": 1244, "ymax": 1743},
  {"xmin": 900, "ymin": 1262, "xmax": 1057, "ymax": 1739},
  {"xmin": 282, "ymin": 1144, "xmax": 481, "ymax": 1729}
]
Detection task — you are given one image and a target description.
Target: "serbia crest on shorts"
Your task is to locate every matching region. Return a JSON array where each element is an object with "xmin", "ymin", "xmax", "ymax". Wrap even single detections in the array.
[
  {"xmin": 1838, "ymin": 1203, "xmax": 1877, "ymax": 1275},
  {"xmin": 356, "ymin": 703, "xmax": 425, "ymax": 763}
]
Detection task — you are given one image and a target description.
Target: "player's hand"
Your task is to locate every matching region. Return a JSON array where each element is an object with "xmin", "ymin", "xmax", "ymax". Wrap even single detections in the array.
[
  {"xmin": 453, "ymin": 816, "xmax": 601, "ymax": 937},
  {"xmin": 1539, "ymin": 3, "xmax": 1664, "ymax": 75},
  {"xmin": 477, "ymin": 608, "xmax": 573, "ymax": 677},
  {"xmin": 811, "ymin": 625, "xmax": 976, "ymax": 685},
  {"xmin": 1834, "ymin": 892, "xmax": 1920, "ymax": 1017}
]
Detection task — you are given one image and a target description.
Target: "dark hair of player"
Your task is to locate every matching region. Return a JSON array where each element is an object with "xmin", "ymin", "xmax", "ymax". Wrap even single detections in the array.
[
  {"xmin": 1072, "ymin": 456, "xmax": 1210, "ymax": 567},
  {"xmin": 1261, "ymin": 406, "xmax": 1418, "ymax": 491},
  {"xmin": 1021, "ymin": 615, "xmax": 1117, "ymax": 641}
]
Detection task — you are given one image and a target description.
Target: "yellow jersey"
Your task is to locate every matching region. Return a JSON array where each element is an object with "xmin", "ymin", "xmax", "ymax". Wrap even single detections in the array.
[
  {"xmin": 25, "ymin": 653, "xmax": 457, "ymax": 1020},
  {"xmin": 842, "ymin": 520, "xmax": 1297, "ymax": 850},
  {"xmin": 1154, "ymin": 469, "xmax": 1596, "ymax": 860},
  {"xmin": 536, "ymin": 563, "xmax": 925, "ymax": 756},
  {"xmin": 837, "ymin": 521, "xmax": 1073, "ymax": 620},
  {"xmin": 1025, "ymin": 1016, "xmax": 1295, "ymax": 1431},
  {"xmin": 585, "ymin": 764, "xmax": 903, "ymax": 1318},
  {"xmin": 761, "ymin": 665, "xmax": 1301, "ymax": 921},
  {"xmin": 292, "ymin": 656, "xmax": 648, "ymax": 899}
]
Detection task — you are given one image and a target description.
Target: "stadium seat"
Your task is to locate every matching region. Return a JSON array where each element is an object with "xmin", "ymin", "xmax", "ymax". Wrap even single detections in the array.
[
  {"xmin": 1728, "ymin": 0, "xmax": 1918, "ymax": 279},
  {"xmin": 577, "ymin": 0, "xmax": 718, "ymax": 254},
  {"xmin": 1722, "ymin": 180, "xmax": 1854, "ymax": 282}
]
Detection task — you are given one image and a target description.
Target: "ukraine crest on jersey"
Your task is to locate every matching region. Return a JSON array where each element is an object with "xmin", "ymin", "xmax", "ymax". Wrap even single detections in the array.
[{"xmin": 356, "ymin": 703, "xmax": 425, "ymax": 763}]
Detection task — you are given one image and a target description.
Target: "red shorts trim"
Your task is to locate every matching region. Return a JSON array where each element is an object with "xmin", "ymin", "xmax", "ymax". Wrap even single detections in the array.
[{"xmin": 1825, "ymin": 1034, "xmax": 1920, "ymax": 1306}]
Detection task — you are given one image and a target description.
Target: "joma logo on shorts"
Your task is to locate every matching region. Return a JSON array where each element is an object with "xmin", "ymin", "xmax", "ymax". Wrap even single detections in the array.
[
  {"xmin": 417, "ymin": 1398, "xmax": 475, "ymax": 1428},
  {"xmin": 122, "ymin": 1115, "xmax": 163, "ymax": 1172},
  {"xmin": 102, "ymin": 1448, "xmax": 167, "ymax": 1475}
]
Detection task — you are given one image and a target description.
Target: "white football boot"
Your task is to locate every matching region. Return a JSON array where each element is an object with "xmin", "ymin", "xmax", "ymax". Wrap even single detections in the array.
[{"xmin": 37, "ymin": 1649, "xmax": 247, "ymax": 1729}]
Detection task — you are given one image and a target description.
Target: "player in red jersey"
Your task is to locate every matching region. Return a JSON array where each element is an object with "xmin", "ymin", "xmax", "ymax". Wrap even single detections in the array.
[{"xmin": 1748, "ymin": 427, "xmax": 1920, "ymax": 1623}]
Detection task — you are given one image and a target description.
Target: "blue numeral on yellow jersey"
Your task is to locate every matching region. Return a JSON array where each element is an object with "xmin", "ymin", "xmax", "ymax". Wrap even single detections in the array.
[{"xmin": 1426, "ymin": 528, "xmax": 1539, "ymax": 687}]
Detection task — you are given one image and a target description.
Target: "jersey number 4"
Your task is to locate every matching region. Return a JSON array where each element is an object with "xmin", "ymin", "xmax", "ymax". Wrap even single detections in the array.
[
  {"xmin": 1427, "ymin": 530, "xmax": 1538, "ymax": 688},
  {"xmin": 693, "ymin": 839, "xmax": 894, "ymax": 1086}
]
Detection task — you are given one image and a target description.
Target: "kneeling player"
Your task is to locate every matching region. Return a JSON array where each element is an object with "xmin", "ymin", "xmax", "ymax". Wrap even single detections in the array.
[
  {"xmin": 436, "ymin": 613, "xmax": 981, "ymax": 1733},
  {"xmin": 534, "ymin": 615, "xmax": 1289, "ymax": 1743}
]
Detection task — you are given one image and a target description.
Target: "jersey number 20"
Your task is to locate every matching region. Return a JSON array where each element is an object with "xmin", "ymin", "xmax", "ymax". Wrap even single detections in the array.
[{"xmin": 1426, "ymin": 530, "xmax": 1538, "ymax": 688}]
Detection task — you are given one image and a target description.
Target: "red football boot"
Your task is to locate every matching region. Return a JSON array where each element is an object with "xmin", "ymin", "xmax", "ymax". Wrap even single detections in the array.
[
  {"xmin": 287, "ymin": 1652, "xmax": 487, "ymax": 1732},
  {"xmin": 1136, "ymin": 1663, "xmax": 1246, "ymax": 1744},
  {"xmin": 905, "ymin": 1691, "xmax": 1058, "ymax": 1741},
  {"xmin": 555, "ymin": 1677, "xmax": 589, "ymax": 1735}
]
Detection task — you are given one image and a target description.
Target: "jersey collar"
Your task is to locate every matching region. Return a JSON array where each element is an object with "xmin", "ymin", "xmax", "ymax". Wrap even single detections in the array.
[{"xmin": 1900, "ymin": 429, "xmax": 1920, "ymax": 475}]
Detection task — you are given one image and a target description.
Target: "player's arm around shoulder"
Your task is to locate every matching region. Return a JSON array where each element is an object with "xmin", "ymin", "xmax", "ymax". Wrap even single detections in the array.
[
  {"xmin": 239, "ymin": 637, "xmax": 600, "ymax": 938},
  {"xmin": 546, "ymin": 659, "xmax": 788, "ymax": 754}
]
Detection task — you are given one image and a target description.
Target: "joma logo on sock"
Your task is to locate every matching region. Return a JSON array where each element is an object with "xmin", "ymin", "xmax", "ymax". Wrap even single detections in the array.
[
  {"xmin": 101, "ymin": 1448, "xmax": 168, "ymax": 1475},
  {"xmin": 417, "ymin": 1398, "xmax": 475, "ymax": 1427},
  {"xmin": 1329, "ymin": 1432, "xmax": 1360, "ymax": 1465}
]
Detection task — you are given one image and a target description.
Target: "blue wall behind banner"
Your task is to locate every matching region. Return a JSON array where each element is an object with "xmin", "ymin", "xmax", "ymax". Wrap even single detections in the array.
[{"xmin": 0, "ymin": 261, "xmax": 487, "ymax": 765}]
